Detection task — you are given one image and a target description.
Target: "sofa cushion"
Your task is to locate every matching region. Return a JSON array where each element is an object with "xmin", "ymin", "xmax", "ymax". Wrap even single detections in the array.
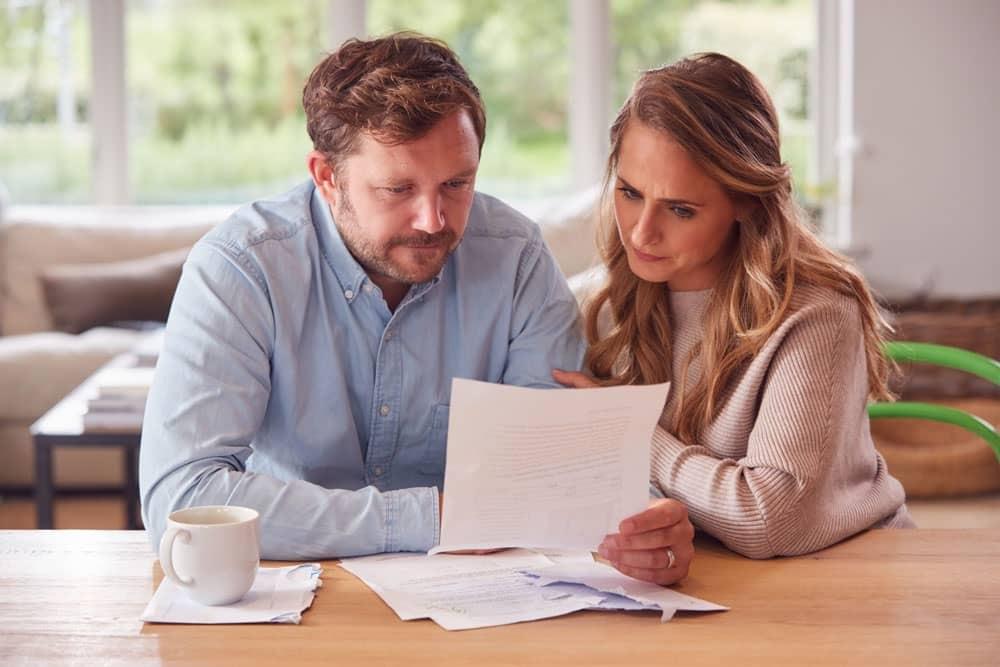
[
  {"xmin": 40, "ymin": 247, "xmax": 189, "ymax": 334},
  {"xmin": 535, "ymin": 185, "xmax": 603, "ymax": 278},
  {"xmin": 0, "ymin": 217, "xmax": 214, "ymax": 336},
  {"xmin": 567, "ymin": 265, "xmax": 608, "ymax": 306},
  {"xmin": 0, "ymin": 327, "xmax": 146, "ymax": 422}
]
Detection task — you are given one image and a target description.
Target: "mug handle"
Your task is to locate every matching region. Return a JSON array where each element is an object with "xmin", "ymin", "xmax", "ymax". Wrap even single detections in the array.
[{"xmin": 158, "ymin": 526, "xmax": 194, "ymax": 587}]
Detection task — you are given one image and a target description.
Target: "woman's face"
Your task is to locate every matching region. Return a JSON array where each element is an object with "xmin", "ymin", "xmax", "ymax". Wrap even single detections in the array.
[{"xmin": 613, "ymin": 120, "xmax": 743, "ymax": 291}]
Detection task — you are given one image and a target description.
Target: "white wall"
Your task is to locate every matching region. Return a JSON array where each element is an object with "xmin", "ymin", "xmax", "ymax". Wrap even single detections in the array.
[{"xmin": 851, "ymin": 0, "xmax": 999, "ymax": 299}]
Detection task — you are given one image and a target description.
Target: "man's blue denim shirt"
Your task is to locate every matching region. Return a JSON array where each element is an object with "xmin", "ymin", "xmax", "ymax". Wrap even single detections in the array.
[{"xmin": 139, "ymin": 181, "xmax": 586, "ymax": 559}]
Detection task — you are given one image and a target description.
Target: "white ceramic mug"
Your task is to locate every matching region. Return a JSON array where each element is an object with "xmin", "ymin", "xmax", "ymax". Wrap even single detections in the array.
[{"xmin": 158, "ymin": 505, "xmax": 260, "ymax": 606}]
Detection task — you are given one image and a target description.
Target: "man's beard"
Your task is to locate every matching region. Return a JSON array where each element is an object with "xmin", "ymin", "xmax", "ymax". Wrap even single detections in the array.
[{"xmin": 334, "ymin": 182, "xmax": 458, "ymax": 286}]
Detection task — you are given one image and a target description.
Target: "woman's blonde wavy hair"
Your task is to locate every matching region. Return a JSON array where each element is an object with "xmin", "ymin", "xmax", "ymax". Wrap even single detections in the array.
[{"xmin": 584, "ymin": 53, "xmax": 893, "ymax": 444}]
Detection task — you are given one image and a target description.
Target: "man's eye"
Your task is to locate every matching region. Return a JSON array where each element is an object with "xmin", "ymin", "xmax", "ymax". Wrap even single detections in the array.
[
  {"xmin": 445, "ymin": 180, "xmax": 470, "ymax": 190},
  {"xmin": 384, "ymin": 185, "xmax": 411, "ymax": 194}
]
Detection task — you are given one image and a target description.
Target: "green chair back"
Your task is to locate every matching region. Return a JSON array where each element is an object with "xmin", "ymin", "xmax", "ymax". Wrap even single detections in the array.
[{"xmin": 868, "ymin": 341, "xmax": 1000, "ymax": 459}]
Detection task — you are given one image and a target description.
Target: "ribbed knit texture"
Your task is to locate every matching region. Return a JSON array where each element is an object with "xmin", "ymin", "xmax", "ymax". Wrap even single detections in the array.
[{"xmin": 649, "ymin": 284, "xmax": 912, "ymax": 559}]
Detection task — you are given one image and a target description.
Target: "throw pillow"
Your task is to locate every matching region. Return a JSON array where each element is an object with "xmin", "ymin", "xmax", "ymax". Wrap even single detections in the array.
[{"xmin": 40, "ymin": 247, "xmax": 189, "ymax": 334}]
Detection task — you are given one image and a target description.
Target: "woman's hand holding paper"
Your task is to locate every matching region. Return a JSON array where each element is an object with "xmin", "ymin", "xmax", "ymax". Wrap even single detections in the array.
[{"xmin": 598, "ymin": 499, "xmax": 694, "ymax": 586}]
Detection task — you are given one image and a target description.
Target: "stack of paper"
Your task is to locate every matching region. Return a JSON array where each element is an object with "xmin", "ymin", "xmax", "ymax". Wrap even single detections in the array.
[
  {"xmin": 339, "ymin": 550, "xmax": 725, "ymax": 631},
  {"xmin": 84, "ymin": 365, "xmax": 156, "ymax": 431},
  {"xmin": 522, "ymin": 559, "xmax": 727, "ymax": 622},
  {"xmin": 340, "ymin": 379, "xmax": 727, "ymax": 631}
]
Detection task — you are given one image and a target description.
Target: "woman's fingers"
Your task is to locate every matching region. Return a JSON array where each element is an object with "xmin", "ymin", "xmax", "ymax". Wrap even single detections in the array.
[
  {"xmin": 602, "ymin": 520, "xmax": 694, "ymax": 551},
  {"xmin": 619, "ymin": 498, "xmax": 689, "ymax": 535},
  {"xmin": 600, "ymin": 546, "xmax": 672, "ymax": 569},
  {"xmin": 602, "ymin": 540, "xmax": 694, "ymax": 585},
  {"xmin": 551, "ymin": 369, "xmax": 599, "ymax": 388},
  {"xmin": 599, "ymin": 499, "xmax": 696, "ymax": 586},
  {"xmin": 613, "ymin": 554, "xmax": 691, "ymax": 586}
]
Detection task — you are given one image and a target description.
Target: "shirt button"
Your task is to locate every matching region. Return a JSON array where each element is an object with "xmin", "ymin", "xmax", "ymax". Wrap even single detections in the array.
[
  {"xmin": 384, "ymin": 330, "xmax": 393, "ymax": 341},
  {"xmin": 379, "ymin": 404, "xmax": 391, "ymax": 417},
  {"xmin": 373, "ymin": 465, "xmax": 384, "ymax": 476},
  {"xmin": 344, "ymin": 289, "xmax": 354, "ymax": 299}
]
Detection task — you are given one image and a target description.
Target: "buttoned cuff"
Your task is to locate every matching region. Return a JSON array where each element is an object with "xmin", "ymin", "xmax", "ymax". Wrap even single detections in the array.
[{"xmin": 382, "ymin": 487, "xmax": 439, "ymax": 553}]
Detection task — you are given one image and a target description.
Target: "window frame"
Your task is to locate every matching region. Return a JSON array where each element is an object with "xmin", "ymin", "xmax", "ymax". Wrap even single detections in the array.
[{"xmin": 83, "ymin": 0, "xmax": 843, "ymax": 241}]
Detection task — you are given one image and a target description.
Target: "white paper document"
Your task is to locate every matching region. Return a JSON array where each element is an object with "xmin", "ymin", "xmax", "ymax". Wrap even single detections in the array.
[
  {"xmin": 339, "ymin": 550, "xmax": 727, "ymax": 630},
  {"xmin": 522, "ymin": 560, "xmax": 729, "ymax": 622},
  {"xmin": 339, "ymin": 550, "xmax": 604, "ymax": 631},
  {"xmin": 432, "ymin": 378, "xmax": 670, "ymax": 553}
]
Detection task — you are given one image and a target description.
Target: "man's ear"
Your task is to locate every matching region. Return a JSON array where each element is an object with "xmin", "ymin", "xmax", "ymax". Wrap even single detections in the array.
[{"xmin": 307, "ymin": 150, "xmax": 339, "ymax": 206}]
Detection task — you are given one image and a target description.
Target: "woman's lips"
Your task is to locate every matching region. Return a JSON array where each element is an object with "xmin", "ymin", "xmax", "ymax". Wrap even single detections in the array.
[{"xmin": 632, "ymin": 247, "xmax": 668, "ymax": 262}]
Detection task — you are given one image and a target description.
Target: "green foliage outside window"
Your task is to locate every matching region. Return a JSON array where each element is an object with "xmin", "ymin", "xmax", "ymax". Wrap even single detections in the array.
[{"xmin": 0, "ymin": 0, "xmax": 812, "ymax": 206}]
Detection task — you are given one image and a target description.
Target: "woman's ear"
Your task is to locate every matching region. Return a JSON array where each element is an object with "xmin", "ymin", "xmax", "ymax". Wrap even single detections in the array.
[{"xmin": 733, "ymin": 196, "xmax": 758, "ymax": 225}]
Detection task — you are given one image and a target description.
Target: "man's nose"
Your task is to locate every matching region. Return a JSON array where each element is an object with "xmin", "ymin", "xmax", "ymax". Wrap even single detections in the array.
[{"xmin": 412, "ymin": 194, "xmax": 446, "ymax": 234}]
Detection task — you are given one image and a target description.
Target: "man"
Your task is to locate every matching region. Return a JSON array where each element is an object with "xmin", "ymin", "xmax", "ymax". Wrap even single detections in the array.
[
  {"xmin": 140, "ymin": 33, "xmax": 584, "ymax": 560},
  {"xmin": 141, "ymin": 34, "xmax": 693, "ymax": 584}
]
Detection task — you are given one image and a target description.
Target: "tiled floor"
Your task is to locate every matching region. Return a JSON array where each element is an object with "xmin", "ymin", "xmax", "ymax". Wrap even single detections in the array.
[{"xmin": 1, "ymin": 492, "xmax": 999, "ymax": 530}]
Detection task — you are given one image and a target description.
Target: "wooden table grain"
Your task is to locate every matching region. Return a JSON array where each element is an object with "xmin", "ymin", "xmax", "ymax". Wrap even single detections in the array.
[{"xmin": 1, "ymin": 529, "xmax": 997, "ymax": 666}]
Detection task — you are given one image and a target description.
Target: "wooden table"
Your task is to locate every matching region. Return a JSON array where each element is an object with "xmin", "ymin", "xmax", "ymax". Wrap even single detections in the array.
[
  {"xmin": 29, "ymin": 353, "xmax": 149, "ymax": 530},
  {"xmin": 1, "ymin": 529, "xmax": 997, "ymax": 666}
]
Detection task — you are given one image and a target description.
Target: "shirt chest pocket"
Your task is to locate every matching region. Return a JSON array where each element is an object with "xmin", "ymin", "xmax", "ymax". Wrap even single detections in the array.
[{"xmin": 418, "ymin": 403, "xmax": 450, "ymax": 475}]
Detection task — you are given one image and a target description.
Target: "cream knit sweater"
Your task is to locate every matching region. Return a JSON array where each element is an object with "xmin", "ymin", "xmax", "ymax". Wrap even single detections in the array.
[{"xmin": 649, "ymin": 284, "xmax": 913, "ymax": 559}]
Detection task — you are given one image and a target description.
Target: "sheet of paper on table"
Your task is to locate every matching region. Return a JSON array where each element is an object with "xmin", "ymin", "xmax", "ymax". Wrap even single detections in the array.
[
  {"xmin": 340, "ymin": 550, "xmax": 599, "ymax": 631},
  {"xmin": 339, "ymin": 549, "xmax": 726, "ymax": 631},
  {"xmin": 431, "ymin": 378, "xmax": 671, "ymax": 554},
  {"xmin": 522, "ymin": 560, "xmax": 729, "ymax": 622}
]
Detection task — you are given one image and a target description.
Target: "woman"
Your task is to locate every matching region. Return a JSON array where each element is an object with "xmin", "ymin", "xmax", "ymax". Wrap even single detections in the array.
[{"xmin": 555, "ymin": 53, "xmax": 913, "ymax": 562}]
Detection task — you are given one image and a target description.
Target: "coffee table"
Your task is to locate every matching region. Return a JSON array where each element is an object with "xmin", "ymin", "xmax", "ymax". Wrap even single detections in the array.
[{"xmin": 30, "ymin": 351, "xmax": 153, "ymax": 530}]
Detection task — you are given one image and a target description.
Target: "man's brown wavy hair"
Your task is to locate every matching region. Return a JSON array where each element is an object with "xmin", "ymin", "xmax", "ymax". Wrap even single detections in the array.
[
  {"xmin": 584, "ymin": 53, "xmax": 893, "ymax": 444},
  {"xmin": 302, "ymin": 32, "xmax": 486, "ymax": 168}
]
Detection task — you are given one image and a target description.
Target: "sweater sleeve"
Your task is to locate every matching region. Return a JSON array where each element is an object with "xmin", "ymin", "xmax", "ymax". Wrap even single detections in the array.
[{"xmin": 650, "ymin": 298, "xmax": 891, "ymax": 559}]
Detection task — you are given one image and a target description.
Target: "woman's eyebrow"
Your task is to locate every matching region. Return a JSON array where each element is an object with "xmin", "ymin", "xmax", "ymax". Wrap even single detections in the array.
[{"xmin": 616, "ymin": 175, "xmax": 705, "ymax": 207}]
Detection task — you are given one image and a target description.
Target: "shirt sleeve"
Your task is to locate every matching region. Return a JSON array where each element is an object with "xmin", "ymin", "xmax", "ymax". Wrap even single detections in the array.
[
  {"xmin": 501, "ymin": 231, "xmax": 587, "ymax": 387},
  {"xmin": 649, "ymin": 299, "xmax": 892, "ymax": 559},
  {"xmin": 139, "ymin": 241, "xmax": 439, "ymax": 560}
]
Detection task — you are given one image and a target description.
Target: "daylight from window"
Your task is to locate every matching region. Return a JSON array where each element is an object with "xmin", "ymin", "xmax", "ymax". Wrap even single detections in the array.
[{"xmin": 0, "ymin": 0, "xmax": 812, "ymax": 206}]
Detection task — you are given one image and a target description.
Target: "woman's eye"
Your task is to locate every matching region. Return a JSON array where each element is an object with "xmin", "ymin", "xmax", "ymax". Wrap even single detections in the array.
[
  {"xmin": 671, "ymin": 206, "xmax": 694, "ymax": 219},
  {"xmin": 617, "ymin": 186, "xmax": 640, "ymax": 201}
]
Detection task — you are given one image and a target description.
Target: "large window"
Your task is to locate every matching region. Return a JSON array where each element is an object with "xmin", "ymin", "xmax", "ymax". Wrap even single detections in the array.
[
  {"xmin": 1, "ymin": 0, "xmax": 821, "ymax": 221},
  {"xmin": 614, "ymin": 0, "xmax": 813, "ymax": 191},
  {"xmin": 370, "ymin": 0, "xmax": 813, "ymax": 202},
  {"xmin": 369, "ymin": 0, "xmax": 572, "ymax": 200},
  {"xmin": 0, "ymin": 0, "xmax": 91, "ymax": 203},
  {"xmin": 126, "ymin": 0, "xmax": 326, "ymax": 203}
]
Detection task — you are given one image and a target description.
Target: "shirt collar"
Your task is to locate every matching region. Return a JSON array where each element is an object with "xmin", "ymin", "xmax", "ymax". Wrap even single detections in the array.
[{"xmin": 310, "ymin": 185, "xmax": 368, "ymax": 303}]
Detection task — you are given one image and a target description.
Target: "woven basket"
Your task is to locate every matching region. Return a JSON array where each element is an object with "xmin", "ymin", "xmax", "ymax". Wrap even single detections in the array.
[
  {"xmin": 872, "ymin": 398, "xmax": 1000, "ymax": 497},
  {"xmin": 886, "ymin": 297, "xmax": 1000, "ymax": 399}
]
